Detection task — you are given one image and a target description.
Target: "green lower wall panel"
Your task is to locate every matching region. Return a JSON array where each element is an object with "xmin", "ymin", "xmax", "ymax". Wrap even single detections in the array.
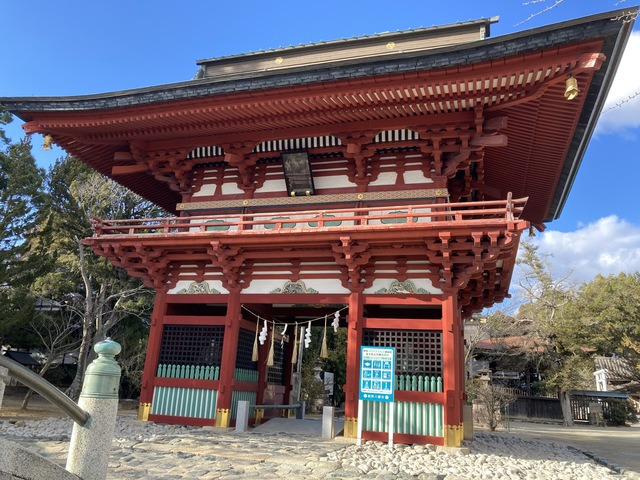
[
  {"xmin": 231, "ymin": 390, "xmax": 257, "ymax": 420},
  {"xmin": 362, "ymin": 400, "xmax": 443, "ymax": 437},
  {"xmin": 151, "ymin": 386, "xmax": 217, "ymax": 419}
]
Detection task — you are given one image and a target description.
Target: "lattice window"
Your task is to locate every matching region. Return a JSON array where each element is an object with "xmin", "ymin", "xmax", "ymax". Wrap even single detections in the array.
[
  {"xmin": 159, "ymin": 325, "xmax": 225, "ymax": 367},
  {"xmin": 363, "ymin": 329, "xmax": 442, "ymax": 376},
  {"xmin": 267, "ymin": 342, "xmax": 288, "ymax": 385},
  {"xmin": 236, "ymin": 329, "xmax": 258, "ymax": 371}
]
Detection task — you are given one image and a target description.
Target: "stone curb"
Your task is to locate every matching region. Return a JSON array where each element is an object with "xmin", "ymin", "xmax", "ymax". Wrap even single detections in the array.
[{"xmin": 567, "ymin": 446, "xmax": 640, "ymax": 479}]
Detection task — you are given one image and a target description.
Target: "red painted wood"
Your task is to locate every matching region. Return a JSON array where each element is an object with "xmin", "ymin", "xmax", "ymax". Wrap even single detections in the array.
[
  {"xmin": 140, "ymin": 292, "xmax": 166, "ymax": 404},
  {"xmin": 240, "ymin": 293, "xmax": 349, "ymax": 304},
  {"xmin": 166, "ymin": 294, "xmax": 229, "ymax": 303},
  {"xmin": 231, "ymin": 381, "xmax": 259, "ymax": 392},
  {"xmin": 162, "ymin": 315, "xmax": 227, "ymax": 325},
  {"xmin": 148, "ymin": 414, "xmax": 215, "ymax": 427},
  {"xmin": 153, "ymin": 377, "xmax": 219, "ymax": 390},
  {"xmin": 362, "ymin": 430, "xmax": 444, "ymax": 446},
  {"xmin": 364, "ymin": 295, "xmax": 444, "ymax": 306},
  {"xmin": 442, "ymin": 294, "xmax": 462, "ymax": 427},
  {"xmin": 216, "ymin": 290, "xmax": 241, "ymax": 411},
  {"xmin": 344, "ymin": 292, "xmax": 363, "ymax": 420},
  {"xmin": 395, "ymin": 391, "xmax": 444, "ymax": 404},
  {"xmin": 363, "ymin": 318, "xmax": 442, "ymax": 330}
]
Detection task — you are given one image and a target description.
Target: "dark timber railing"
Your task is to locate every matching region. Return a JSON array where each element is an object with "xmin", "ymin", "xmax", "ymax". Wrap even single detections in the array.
[{"xmin": 0, "ymin": 355, "xmax": 89, "ymax": 426}]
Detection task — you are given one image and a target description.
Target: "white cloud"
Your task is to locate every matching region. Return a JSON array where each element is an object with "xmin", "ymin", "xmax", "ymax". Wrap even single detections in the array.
[
  {"xmin": 596, "ymin": 31, "xmax": 640, "ymax": 135},
  {"xmin": 520, "ymin": 216, "xmax": 640, "ymax": 284}
]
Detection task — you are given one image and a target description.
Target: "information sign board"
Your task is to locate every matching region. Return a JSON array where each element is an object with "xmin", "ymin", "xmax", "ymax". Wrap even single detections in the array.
[{"xmin": 359, "ymin": 346, "xmax": 395, "ymax": 402}]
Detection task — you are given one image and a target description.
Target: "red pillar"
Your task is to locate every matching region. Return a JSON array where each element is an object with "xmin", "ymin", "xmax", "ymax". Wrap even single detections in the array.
[
  {"xmin": 138, "ymin": 291, "xmax": 166, "ymax": 420},
  {"xmin": 442, "ymin": 293, "xmax": 464, "ymax": 446},
  {"xmin": 215, "ymin": 290, "xmax": 241, "ymax": 427},
  {"xmin": 343, "ymin": 290, "xmax": 363, "ymax": 438}
]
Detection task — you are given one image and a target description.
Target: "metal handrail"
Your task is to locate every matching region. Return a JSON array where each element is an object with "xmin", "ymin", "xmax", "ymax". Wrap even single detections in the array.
[
  {"xmin": 251, "ymin": 403, "xmax": 302, "ymax": 409},
  {"xmin": 0, "ymin": 355, "xmax": 89, "ymax": 426}
]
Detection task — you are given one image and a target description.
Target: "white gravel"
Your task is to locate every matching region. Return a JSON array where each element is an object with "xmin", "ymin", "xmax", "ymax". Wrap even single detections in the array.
[{"xmin": 0, "ymin": 417, "xmax": 623, "ymax": 479}]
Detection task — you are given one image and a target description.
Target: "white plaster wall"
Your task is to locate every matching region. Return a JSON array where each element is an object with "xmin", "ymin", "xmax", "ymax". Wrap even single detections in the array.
[
  {"xmin": 188, "ymin": 217, "xmax": 240, "ymax": 232},
  {"xmin": 221, "ymin": 180, "xmax": 243, "ymax": 195},
  {"xmin": 242, "ymin": 278, "xmax": 349, "ymax": 294},
  {"xmin": 191, "ymin": 183, "xmax": 217, "ymax": 197},
  {"xmin": 403, "ymin": 170, "xmax": 433, "ymax": 185},
  {"xmin": 368, "ymin": 171, "xmax": 397, "ymax": 187},
  {"xmin": 255, "ymin": 178, "xmax": 287, "ymax": 194},
  {"xmin": 251, "ymin": 211, "xmax": 354, "ymax": 230},
  {"xmin": 313, "ymin": 175, "xmax": 353, "ymax": 189}
]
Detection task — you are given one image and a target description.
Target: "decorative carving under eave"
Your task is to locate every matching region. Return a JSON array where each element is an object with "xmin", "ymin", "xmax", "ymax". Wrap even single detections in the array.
[
  {"xmin": 270, "ymin": 280, "xmax": 319, "ymax": 294},
  {"xmin": 424, "ymin": 229, "xmax": 511, "ymax": 293},
  {"xmin": 88, "ymin": 242, "xmax": 171, "ymax": 290},
  {"xmin": 129, "ymin": 143, "xmax": 195, "ymax": 194},
  {"xmin": 375, "ymin": 279, "xmax": 429, "ymax": 294},
  {"xmin": 223, "ymin": 142, "xmax": 259, "ymax": 190},
  {"xmin": 336, "ymin": 131, "xmax": 377, "ymax": 189},
  {"xmin": 207, "ymin": 240, "xmax": 249, "ymax": 292},
  {"xmin": 332, "ymin": 236, "xmax": 372, "ymax": 292},
  {"xmin": 175, "ymin": 281, "xmax": 221, "ymax": 294}
]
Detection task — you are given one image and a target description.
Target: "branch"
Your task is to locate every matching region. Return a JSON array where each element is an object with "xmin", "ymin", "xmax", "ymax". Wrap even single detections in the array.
[
  {"xmin": 603, "ymin": 92, "xmax": 640, "ymax": 112},
  {"xmin": 515, "ymin": 0, "xmax": 564, "ymax": 26}
]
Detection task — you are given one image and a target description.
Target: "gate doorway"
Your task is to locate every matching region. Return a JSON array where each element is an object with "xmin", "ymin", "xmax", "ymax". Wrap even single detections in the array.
[{"xmin": 240, "ymin": 301, "xmax": 348, "ymax": 420}]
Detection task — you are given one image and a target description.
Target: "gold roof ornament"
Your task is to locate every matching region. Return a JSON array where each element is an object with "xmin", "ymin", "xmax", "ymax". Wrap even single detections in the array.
[
  {"xmin": 564, "ymin": 75, "xmax": 579, "ymax": 101},
  {"xmin": 42, "ymin": 134, "xmax": 53, "ymax": 151}
]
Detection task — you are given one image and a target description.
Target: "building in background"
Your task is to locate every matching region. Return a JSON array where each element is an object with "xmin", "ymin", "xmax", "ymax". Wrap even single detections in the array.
[{"xmin": 1, "ymin": 8, "xmax": 635, "ymax": 446}]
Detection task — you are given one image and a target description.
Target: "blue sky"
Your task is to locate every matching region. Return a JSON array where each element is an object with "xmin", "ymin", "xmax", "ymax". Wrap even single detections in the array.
[{"xmin": 1, "ymin": 0, "xmax": 639, "ymax": 282}]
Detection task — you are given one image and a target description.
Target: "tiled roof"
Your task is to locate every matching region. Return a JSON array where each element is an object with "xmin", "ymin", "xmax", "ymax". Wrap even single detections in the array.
[{"xmin": 595, "ymin": 356, "xmax": 636, "ymax": 382}]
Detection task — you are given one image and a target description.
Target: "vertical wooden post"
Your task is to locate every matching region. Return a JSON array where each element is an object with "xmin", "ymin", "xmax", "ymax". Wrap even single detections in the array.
[
  {"xmin": 216, "ymin": 290, "xmax": 241, "ymax": 427},
  {"xmin": 138, "ymin": 291, "xmax": 166, "ymax": 421},
  {"xmin": 282, "ymin": 330, "xmax": 295, "ymax": 416},
  {"xmin": 343, "ymin": 291, "xmax": 363, "ymax": 438},
  {"xmin": 442, "ymin": 293, "xmax": 463, "ymax": 446},
  {"xmin": 255, "ymin": 320, "xmax": 270, "ymax": 424}
]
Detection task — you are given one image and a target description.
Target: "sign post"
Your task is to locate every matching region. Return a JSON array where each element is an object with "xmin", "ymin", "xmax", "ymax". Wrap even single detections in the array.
[{"xmin": 358, "ymin": 346, "xmax": 395, "ymax": 450}]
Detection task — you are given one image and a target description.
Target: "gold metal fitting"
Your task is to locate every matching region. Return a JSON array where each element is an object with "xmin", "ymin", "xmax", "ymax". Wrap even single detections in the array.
[
  {"xmin": 564, "ymin": 75, "xmax": 579, "ymax": 101},
  {"xmin": 42, "ymin": 134, "xmax": 53, "ymax": 151}
]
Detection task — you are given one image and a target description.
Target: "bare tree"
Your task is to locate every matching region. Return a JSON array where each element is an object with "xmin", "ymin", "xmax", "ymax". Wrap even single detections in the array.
[{"xmin": 21, "ymin": 307, "xmax": 81, "ymax": 410}]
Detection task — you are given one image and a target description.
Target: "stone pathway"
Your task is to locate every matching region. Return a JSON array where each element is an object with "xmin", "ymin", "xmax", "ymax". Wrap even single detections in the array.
[{"xmin": 0, "ymin": 417, "xmax": 625, "ymax": 479}]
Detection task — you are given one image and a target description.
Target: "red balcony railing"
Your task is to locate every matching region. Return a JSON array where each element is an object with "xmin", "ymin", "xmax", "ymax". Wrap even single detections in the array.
[{"xmin": 90, "ymin": 195, "xmax": 527, "ymax": 237}]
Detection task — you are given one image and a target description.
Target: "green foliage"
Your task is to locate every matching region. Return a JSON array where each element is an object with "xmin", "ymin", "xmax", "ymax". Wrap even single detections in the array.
[
  {"xmin": 603, "ymin": 398, "xmax": 637, "ymax": 426},
  {"xmin": 320, "ymin": 327, "xmax": 347, "ymax": 406},
  {"xmin": 0, "ymin": 289, "xmax": 39, "ymax": 347},
  {"xmin": 566, "ymin": 273, "xmax": 640, "ymax": 379},
  {"xmin": 0, "ymin": 112, "xmax": 44, "ymax": 288}
]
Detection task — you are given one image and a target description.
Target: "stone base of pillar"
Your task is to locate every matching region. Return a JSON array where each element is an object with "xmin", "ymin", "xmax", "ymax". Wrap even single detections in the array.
[
  {"xmin": 0, "ymin": 366, "xmax": 7, "ymax": 410},
  {"xmin": 443, "ymin": 424, "xmax": 463, "ymax": 447},
  {"xmin": 215, "ymin": 408, "xmax": 230, "ymax": 427},
  {"xmin": 66, "ymin": 396, "xmax": 118, "ymax": 480},
  {"xmin": 137, "ymin": 402, "xmax": 151, "ymax": 421},
  {"xmin": 343, "ymin": 417, "xmax": 357, "ymax": 438}
]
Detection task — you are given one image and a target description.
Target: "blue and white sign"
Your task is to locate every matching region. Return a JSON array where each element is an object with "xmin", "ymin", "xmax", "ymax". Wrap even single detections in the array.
[{"xmin": 359, "ymin": 346, "xmax": 395, "ymax": 402}]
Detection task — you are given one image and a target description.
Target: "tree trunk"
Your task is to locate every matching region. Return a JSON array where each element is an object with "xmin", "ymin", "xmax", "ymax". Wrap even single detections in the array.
[
  {"xmin": 66, "ymin": 317, "xmax": 92, "ymax": 400},
  {"xmin": 21, "ymin": 362, "xmax": 53, "ymax": 410},
  {"xmin": 559, "ymin": 390, "xmax": 574, "ymax": 427},
  {"xmin": 66, "ymin": 241, "xmax": 95, "ymax": 400}
]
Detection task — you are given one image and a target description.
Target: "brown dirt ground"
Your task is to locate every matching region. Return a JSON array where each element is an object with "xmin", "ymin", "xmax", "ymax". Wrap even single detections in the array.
[{"xmin": 0, "ymin": 386, "xmax": 137, "ymax": 422}]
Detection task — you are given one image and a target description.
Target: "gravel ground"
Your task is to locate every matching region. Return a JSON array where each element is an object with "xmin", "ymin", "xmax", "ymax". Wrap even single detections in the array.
[{"xmin": 0, "ymin": 417, "xmax": 625, "ymax": 479}]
